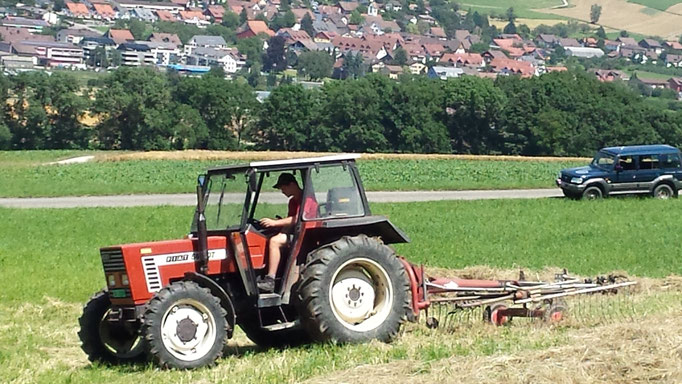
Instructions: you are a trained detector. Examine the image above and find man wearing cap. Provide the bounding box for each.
[257,173,316,293]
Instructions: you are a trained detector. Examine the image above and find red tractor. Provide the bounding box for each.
[79,155,421,369]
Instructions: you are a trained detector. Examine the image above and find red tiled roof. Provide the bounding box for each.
[107,29,134,45]
[239,20,275,37]
[276,28,311,42]
[422,43,444,55]
[206,5,225,19]
[92,3,115,18]
[440,52,483,65]
[149,32,181,46]
[429,27,446,38]
[65,2,90,17]
[333,36,386,56]
[179,10,205,20]
[490,57,534,77]
[546,66,567,72]
[156,10,177,22]
[291,8,313,21]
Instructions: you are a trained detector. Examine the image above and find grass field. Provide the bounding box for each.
[1,200,681,383]
[628,0,682,11]
[459,0,566,19]
[545,0,682,39]
[0,151,586,197]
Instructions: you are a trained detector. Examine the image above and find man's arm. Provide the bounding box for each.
[259,216,294,228]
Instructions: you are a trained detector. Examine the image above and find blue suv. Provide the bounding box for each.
[556,145,682,199]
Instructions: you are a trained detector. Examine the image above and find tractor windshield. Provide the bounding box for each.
[191,172,248,232]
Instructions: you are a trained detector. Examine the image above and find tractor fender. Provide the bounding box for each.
[183,272,236,337]
[305,215,410,245]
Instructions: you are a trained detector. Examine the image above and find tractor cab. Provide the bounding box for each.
[193,154,408,306]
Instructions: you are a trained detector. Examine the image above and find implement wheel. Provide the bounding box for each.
[142,281,228,369]
[544,302,567,323]
[78,290,146,364]
[483,303,510,326]
[297,235,411,343]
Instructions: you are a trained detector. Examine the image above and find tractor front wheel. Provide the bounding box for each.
[297,235,411,343]
[78,290,146,364]
[142,281,228,369]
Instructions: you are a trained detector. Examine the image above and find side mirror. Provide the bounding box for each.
[614,164,623,172]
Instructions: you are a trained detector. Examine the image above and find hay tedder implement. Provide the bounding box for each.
[413,269,636,329]
[79,155,636,370]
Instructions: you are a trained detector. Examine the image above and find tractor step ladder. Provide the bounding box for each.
[257,293,282,308]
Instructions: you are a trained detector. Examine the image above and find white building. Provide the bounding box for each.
[186,47,244,73]
[565,47,604,59]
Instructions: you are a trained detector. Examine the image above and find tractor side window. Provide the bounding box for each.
[305,166,364,220]
[200,174,245,231]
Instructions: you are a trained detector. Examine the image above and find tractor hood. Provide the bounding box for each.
[101,237,233,305]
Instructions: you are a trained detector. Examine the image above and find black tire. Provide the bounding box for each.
[78,290,146,364]
[652,183,675,199]
[582,185,603,200]
[238,309,310,349]
[142,281,228,369]
[297,235,411,343]
[562,189,580,200]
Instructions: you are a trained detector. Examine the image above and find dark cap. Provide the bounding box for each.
[273,173,297,188]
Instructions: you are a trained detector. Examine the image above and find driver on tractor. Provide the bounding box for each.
[257,172,317,293]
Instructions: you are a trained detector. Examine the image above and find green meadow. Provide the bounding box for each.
[1,199,681,383]
[0,151,584,197]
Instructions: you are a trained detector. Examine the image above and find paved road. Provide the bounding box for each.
[0,189,563,208]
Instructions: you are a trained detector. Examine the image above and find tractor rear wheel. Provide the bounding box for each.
[78,290,146,364]
[142,281,228,369]
[297,235,411,343]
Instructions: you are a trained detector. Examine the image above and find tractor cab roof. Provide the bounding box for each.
[206,154,361,175]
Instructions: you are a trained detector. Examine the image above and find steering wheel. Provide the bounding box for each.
[247,218,264,231]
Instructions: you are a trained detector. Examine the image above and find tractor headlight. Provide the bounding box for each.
[121,274,129,286]
[570,177,583,184]
[107,274,116,287]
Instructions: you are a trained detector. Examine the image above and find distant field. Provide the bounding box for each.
[545,0,682,39]
[459,0,565,19]
[628,0,682,11]
[1,200,681,383]
[0,151,587,197]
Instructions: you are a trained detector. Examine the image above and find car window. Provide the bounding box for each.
[638,154,659,170]
[619,156,636,171]
[660,153,682,169]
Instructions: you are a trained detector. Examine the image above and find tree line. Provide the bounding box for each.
[1,67,682,156]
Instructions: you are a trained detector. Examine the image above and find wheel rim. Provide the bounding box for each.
[329,258,393,332]
[656,187,671,199]
[160,298,217,362]
[98,310,144,358]
[585,189,601,199]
